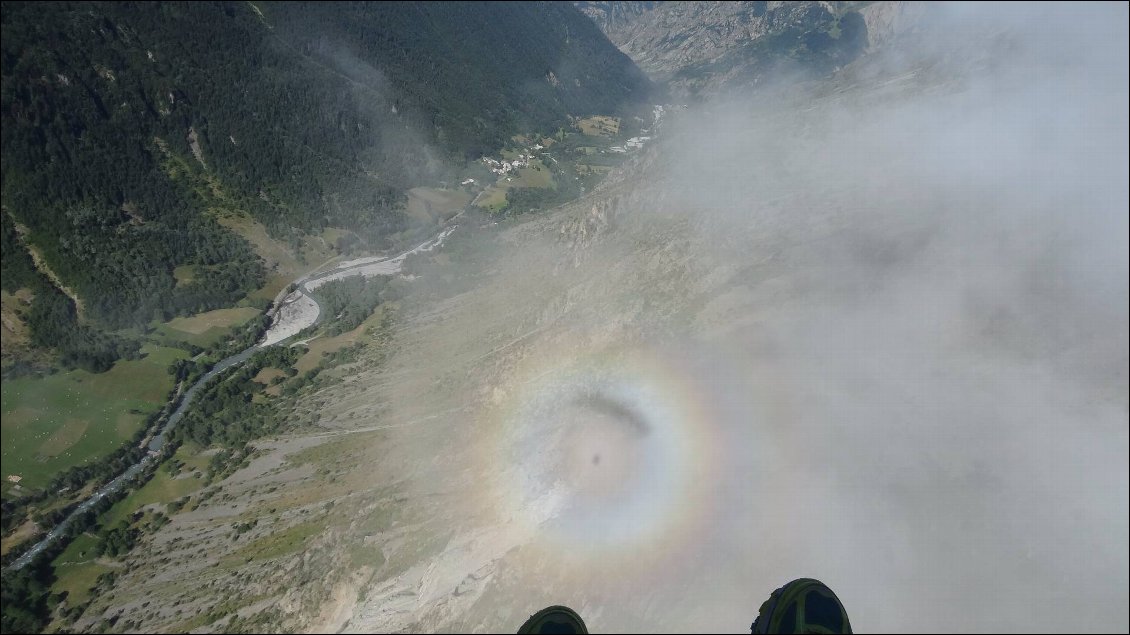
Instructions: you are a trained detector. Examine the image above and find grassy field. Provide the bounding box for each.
[0,519,39,556]
[1,344,187,491]
[220,215,353,306]
[252,367,288,385]
[293,306,387,374]
[576,115,621,136]
[53,532,101,566]
[159,306,261,348]
[222,520,323,566]
[321,227,353,250]
[575,163,614,176]
[516,162,553,188]
[294,335,352,375]
[53,560,112,606]
[166,307,260,335]
[406,187,470,224]
[50,532,109,605]
[172,265,197,287]
[255,367,289,397]
[477,160,555,211]
[217,215,341,282]
[477,186,507,210]
[100,464,205,528]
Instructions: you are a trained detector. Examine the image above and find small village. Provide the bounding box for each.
[479,147,542,176]
[458,105,670,212]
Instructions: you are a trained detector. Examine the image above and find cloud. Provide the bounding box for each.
[354,4,1127,632]
[612,3,1129,631]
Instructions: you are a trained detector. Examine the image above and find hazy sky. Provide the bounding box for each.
[514,3,1124,632]
[350,4,1127,632]
[632,4,1130,631]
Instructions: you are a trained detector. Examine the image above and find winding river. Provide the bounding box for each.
[8,226,457,571]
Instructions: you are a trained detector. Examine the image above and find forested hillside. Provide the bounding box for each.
[268,1,653,157]
[0,1,650,369]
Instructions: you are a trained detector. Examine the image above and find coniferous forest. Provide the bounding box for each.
[1,1,651,370]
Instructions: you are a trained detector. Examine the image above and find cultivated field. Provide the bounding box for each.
[576,115,620,136]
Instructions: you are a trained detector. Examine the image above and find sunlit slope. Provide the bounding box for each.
[72,5,1127,633]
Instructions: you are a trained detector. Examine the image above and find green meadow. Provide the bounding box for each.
[1,344,187,492]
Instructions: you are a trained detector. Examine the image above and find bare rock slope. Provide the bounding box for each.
[78,5,1127,633]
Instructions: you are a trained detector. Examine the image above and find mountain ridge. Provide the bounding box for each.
[576,1,926,97]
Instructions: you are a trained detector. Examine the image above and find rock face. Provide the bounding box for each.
[857,1,930,50]
[574,1,661,35]
[576,1,922,97]
[578,2,825,77]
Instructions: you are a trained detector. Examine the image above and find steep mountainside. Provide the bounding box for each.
[268,2,652,159]
[60,6,1129,628]
[576,1,925,97]
[2,3,1124,634]
[0,1,650,370]
[574,1,660,35]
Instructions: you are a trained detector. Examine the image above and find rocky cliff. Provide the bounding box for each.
[577,1,927,97]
